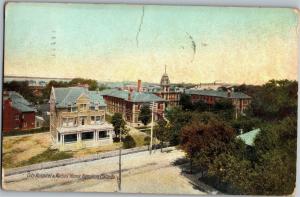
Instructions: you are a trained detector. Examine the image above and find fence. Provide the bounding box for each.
[4,145,175,177]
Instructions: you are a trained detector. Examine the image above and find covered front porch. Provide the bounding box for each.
[56,123,114,150]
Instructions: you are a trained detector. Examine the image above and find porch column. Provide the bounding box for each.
[78,132,81,141]
[61,134,64,146]
[110,129,113,141]
[94,130,98,142]
[56,133,59,144]
[77,132,81,142]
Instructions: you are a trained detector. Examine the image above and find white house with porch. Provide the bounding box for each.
[50,86,114,150]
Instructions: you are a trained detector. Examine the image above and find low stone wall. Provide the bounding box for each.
[4,146,175,177]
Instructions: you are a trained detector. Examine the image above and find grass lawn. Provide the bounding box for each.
[3,132,52,169]
[73,142,121,158]
[2,125,159,169]
[2,132,122,169]
[19,149,73,167]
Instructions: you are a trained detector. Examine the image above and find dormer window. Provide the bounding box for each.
[80,104,87,111]
[68,105,72,112]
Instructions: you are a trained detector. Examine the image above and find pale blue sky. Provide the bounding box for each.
[4,3,299,84]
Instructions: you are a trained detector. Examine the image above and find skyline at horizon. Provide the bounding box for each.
[4,3,299,85]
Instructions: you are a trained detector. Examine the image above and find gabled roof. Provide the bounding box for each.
[6,91,36,112]
[185,89,251,99]
[99,89,165,103]
[52,87,106,108]
[237,128,261,146]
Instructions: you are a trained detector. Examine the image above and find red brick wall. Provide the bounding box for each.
[2,99,35,132]
[20,112,35,130]
[3,99,21,132]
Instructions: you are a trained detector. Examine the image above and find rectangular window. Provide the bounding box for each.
[80,116,86,125]
[62,118,74,127]
[15,115,19,120]
[91,116,95,124]
[96,116,102,124]
[82,132,94,140]
[64,134,77,143]
[80,104,87,111]
[23,122,27,128]
[74,118,77,126]
[99,131,109,139]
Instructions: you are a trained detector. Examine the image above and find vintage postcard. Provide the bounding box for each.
[1,2,299,196]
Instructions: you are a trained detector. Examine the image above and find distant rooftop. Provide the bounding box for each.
[185,89,251,99]
[4,91,36,112]
[237,128,261,146]
[52,87,106,108]
[99,89,165,103]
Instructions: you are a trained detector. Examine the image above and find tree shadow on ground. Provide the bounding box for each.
[171,157,221,195]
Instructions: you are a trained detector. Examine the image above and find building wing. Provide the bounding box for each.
[185,89,251,99]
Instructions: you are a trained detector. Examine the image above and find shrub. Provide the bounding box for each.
[144,136,151,146]
[122,135,136,149]
[19,148,73,167]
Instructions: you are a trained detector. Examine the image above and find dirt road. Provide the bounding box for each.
[3,149,206,195]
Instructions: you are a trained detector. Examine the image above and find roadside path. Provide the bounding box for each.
[3,149,207,195]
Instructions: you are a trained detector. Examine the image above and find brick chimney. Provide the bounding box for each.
[137,79,142,92]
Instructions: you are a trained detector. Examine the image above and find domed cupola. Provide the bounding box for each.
[160,73,170,86]
[160,65,170,92]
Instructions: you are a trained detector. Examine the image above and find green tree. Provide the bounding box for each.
[42,80,69,100]
[193,100,209,112]
[180,115,235,174]
[138,104,151,126]
[123,135,136,149]
[249,80,297,120]
[68,78,98,90]
[3,81,40,104]
[213,98,235,120]
[179,93,193,111]
[165,107,194,145]
[111,113,128,139]
[231,116,261,134]
[208,116,297,195]
[144,136,151,150]
[154,119,171,152]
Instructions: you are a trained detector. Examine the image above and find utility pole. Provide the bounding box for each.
[118,132,122,191]
[150,101,154,154]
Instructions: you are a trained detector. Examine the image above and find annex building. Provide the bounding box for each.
[50,87,114,150]
[3,91,36,132]
[185,89,251,114]
[100,88,165,127]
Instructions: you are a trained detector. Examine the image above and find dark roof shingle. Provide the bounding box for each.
[6,91,36,112]
[99,89,165,103]
[185,89,251,99]
[53,87,106,108]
